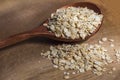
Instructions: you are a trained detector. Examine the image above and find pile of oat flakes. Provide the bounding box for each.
[41,6,119,79]
[43,7,103,39]
[41,37,120,79]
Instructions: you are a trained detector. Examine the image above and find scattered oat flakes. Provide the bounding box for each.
[110,44,114,47]
[102,37,107,42]
[112,67,116,71]
[98,40,103,44]
[109,39,114,42]
[64,75,70,79]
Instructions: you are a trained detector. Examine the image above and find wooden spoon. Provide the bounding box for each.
[0,2,103,49]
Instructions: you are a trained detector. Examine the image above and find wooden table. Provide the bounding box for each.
[0,0,120,80]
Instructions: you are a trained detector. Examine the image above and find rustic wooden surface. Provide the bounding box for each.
[0,0,120,80]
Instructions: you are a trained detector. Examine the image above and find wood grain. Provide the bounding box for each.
[0,0,120,80]
[0,25,52,49]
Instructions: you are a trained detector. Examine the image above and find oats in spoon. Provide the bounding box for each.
[44,7,103,39]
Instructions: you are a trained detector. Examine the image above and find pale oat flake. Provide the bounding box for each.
[112,67,116,71]
[102,37,107,42]
[109,39,114,42]
[64,75,70,79]
[110,43,114,47]
[98,40,103,44]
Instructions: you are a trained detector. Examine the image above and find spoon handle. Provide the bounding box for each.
[0,26,48,49]
[0,31,35,49]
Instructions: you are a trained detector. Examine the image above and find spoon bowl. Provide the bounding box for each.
[39,2,103,42]
[0,2,103,49]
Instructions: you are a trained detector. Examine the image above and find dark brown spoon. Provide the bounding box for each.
[0,2,103,49]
